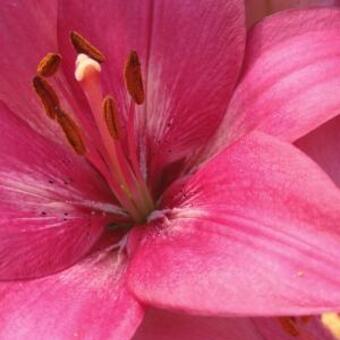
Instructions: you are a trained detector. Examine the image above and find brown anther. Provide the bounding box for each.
[37,53,61,77]
[124,51,144,105]
[278,317,299,337]
[56,110,86,155]
[70,31,105,63]
[103,96,120,139]
[32,76,60,119]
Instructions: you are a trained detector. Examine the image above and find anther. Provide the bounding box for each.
[32,76,60,119]
[278,317,299,337]
[37,53,61,77]
[56,110,86,155]
[70,31,105,63]
[124,51,144,105]
[103,96,120,139]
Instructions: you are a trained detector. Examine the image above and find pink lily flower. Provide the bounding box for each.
[1,0,340,339]
[246,0,340,26]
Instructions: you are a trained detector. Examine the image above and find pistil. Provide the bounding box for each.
[74,50,153,222]
[32,32,154,223]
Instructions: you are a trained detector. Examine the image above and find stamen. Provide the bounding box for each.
[278,317,299,337]
[74,47,154,222]
[70,31,105,63]
[103,96,120,139]
[124,51,144,104]
[56,110,86,155]
[32,76,60,119]
[37,53,61,77]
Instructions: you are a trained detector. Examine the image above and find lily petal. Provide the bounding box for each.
[246,0,340,27]
[128,132,340,315]
[133,308,263,340]
[295,114,340,187]
[134,309,333,340]
[254,315,334,339]
[0,0,58,136]
[58,0,246,194]
[0,0,112,181]
[0,102,118,280]
[0,244,144,340]
[223,8,340,147]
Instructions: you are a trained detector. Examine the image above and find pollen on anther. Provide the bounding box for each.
[103,96,120,139]
[124,51,145,105]
[70,31,105,63]
[32,76,60,119]
[37,53,61,77]
[56,110,86,155]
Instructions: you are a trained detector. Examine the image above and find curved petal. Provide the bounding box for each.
[58,0,246,194]
[0,0,112,181]
[295,114,340,187]
[0,0,58,135]
[253,316,334,340]
[246,0,340,27]
[128,132,340,316]
[254,315,334,339]
[133,308,263,340]
[222,8,340,148]
[0,245,144,340]
[0,102,119,280]
[134,311,333,340]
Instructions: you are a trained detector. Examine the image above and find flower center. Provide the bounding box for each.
[33,31,154,223]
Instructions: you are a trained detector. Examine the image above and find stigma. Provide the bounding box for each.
[75,53,101,82]
[32,31,154,223]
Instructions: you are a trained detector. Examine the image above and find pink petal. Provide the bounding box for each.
[134,310,333,340]
[0,102,119,280]
[246,0,340,27]
[0,0,58,137]
[0,244,144,340]
[127,132,340,315]
[0,1,112,180]
[295,115,340,187]
[223,8,340,147]
[133,308,264,340]
[254,315,334,339]
[58,0,246,194]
